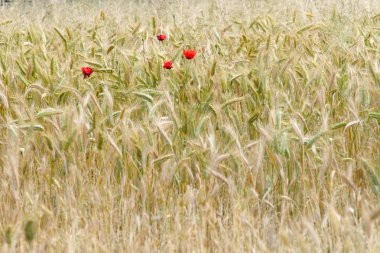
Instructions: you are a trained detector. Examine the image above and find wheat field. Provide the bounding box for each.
[1,0,380,252]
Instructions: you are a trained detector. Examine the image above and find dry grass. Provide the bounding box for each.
[1,0,380,252]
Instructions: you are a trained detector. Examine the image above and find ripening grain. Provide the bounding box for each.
[1,0,380,252]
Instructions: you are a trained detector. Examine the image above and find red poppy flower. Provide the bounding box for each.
[163,61,173,69]
[157,34,166,41]
[81,67,93,79]
[183,49,196,60]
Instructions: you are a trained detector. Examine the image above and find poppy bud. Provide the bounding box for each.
[163,61,173,69]
[156,34,166,41]
[81,67,93,79]
[183,49,196,60]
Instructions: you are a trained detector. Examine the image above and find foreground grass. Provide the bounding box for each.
[1,0,380,251]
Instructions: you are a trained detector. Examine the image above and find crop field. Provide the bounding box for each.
[1,0,380,252]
